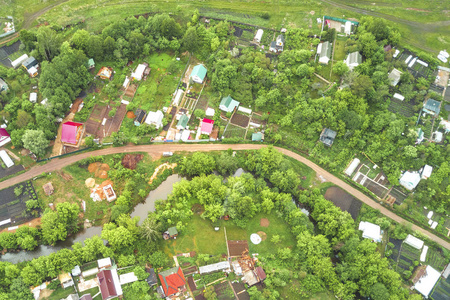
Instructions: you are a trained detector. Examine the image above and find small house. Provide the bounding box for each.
[176,114,189,130]
[29,92,37,103]
[158,266,186,297]
[11,54,28,69]
[358,221,382,242]
[146,268,157,287]
[87,58,95,69]
[190,64,207,84]
[423,99,441,116]
[0,150,13,168]
[344,51,362,70]
[163,226,178,240]
[97,269,122,300]
[131,64,146,81]
[22,56,39,76]
[252,132,264,142]
[276,35,285,52]
[42,182,54,196]
[145,110,164,129]
[58,272,74,289]
[200,118,214,135]
[413,265,441,298]
[0,78,8,92]
[0,129,11,147]
[318,41,332,65]
[319,128,337,146]
[180,129,190,142]
[254,29,263,43]
[388,68,402,86]
[134,109,146,126]
[421,165,433,179]
[61,122,84,145]
[97,67,113,80]
[219,95,240,113]
[399,171,421,191]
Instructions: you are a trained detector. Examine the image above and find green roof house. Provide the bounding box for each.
[190,64,207,84]
[252,132,264,142]
[176,114,189,130]
[163,226,178,240]
[219,95,240,113]
[87,58,95,69]
[423,99,441,116]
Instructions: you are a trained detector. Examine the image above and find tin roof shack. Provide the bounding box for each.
[103,184,117,201]
[158,266,186,297]
[58,272,75,289]
[22,56,39,77]
[97,269,122,300]
[399,171,421,191]
[97,67,113,80]
[176,114,189,130]
[134,109,146,126]
[252,132,264,142]
[190,64,207,84]
[319,128,337,146]
[87,58,95,69]
[146,268,158,287]
[163,226,178,240]
[42,182,54,196]
[0,129,11,147]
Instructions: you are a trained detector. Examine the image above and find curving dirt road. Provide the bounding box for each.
[0,143,449,250]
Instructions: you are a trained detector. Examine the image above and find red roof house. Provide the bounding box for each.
[158,266,186,297]
[97,269,122,300]
[200,118,214,135]
[0,129,11,147]
[61,122,83,145]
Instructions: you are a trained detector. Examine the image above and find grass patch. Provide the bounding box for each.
[44,286,76,300]
[223,123,246,139]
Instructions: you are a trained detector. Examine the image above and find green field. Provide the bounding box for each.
[163,212,296,258]
[2,0,449,52]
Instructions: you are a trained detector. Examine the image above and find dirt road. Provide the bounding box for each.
[1,143,449,250]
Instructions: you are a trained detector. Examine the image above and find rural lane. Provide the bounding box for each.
[1,143,449,250]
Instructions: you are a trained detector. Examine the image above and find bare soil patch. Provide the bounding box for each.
[257,231,267,241]
[260,218,269,227]
[58,171,73,181]
[230,113,250,128]
[88,162,110,178]
[227,240,249,257]
[126,111,136,119]
[121,154,143,170]
[324,186,361,220]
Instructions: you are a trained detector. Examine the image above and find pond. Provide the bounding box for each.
[131,174,183,225]
[1,174,183,263]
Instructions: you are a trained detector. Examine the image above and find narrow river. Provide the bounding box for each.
[0,174,182,263]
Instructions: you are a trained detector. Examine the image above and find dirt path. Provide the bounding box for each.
[0,143,449,250]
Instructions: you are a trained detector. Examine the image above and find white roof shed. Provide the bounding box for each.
[421,165,433,179]
[0,150,14,168]
[399,171,421,191]
[199,261,230,274]
[119,272,138,285]
[254,29,263,43]
[97,257,112,269]
[145,110,164,129]
[173,89,183,106]
[420,246,428,262]
[404,234,424,250]
[358,221,382,242]
[11,54,28,69]
[344,158,360,176]
[29,92,37,103]
[132,64,146,81]
[414,265,440,298]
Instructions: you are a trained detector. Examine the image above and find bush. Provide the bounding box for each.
[47,280,60,290]
[14,185,23,197]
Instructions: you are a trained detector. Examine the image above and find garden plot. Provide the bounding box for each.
[388,98,416,117]
[348,158,391,199]
[223,123,246,139]
[395,243,420,272]
[389,188,408,205]
[323,186,361,220]
[230,113,250,128]
[425,248,447,271]
[430,276,450,300]
[0,181,38,229]
[0,163,24,180]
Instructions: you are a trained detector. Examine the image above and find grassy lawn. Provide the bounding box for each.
[44,286,76,300]
[223,123,246,139]
[333,38,347,61]
[163,212,296,258]
[132,52,187,111]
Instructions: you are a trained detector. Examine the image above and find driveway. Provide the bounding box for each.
[0,143,448,250]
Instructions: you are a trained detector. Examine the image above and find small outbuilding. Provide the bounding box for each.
[87,58,95,69]
[252,132,264,142]
[344,51,362,70]
[172,89,184,106]
[200,118,214,135]
[176,114,189,130]
[61,122,84,145]
[97,67,113,80]
[42,182,54,196]
[146,268,157,287]
[399,171,421,191]
[319,128,337,147]
[318,41,332,65]
[0,150,13,168]
[276,35,285,52]
[131,64,146,81]
[29,92,37,103]
[58,272,74,289]
[134,109,146,126]
[0,129,11,147]
[421,165,433,179]
[22,56,39,76]
[199,261,230,274]
[393,93,405,101]
[205,107,215,117]
[145,110,164,129]
[163,226,178,240]
[388,68,402,86]
[119,272,138,285]
[11,54,28,69]
[254,29,263,43]
[0,78,8,92]
[97,257,113,269]
[358,221,382,242]
[219,95,239,113]
[423,99,441,116]
[190,64,207,84]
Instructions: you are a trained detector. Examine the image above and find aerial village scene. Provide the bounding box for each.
[0,1,449,300]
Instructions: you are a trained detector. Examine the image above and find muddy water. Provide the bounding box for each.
[131,174,183,225]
